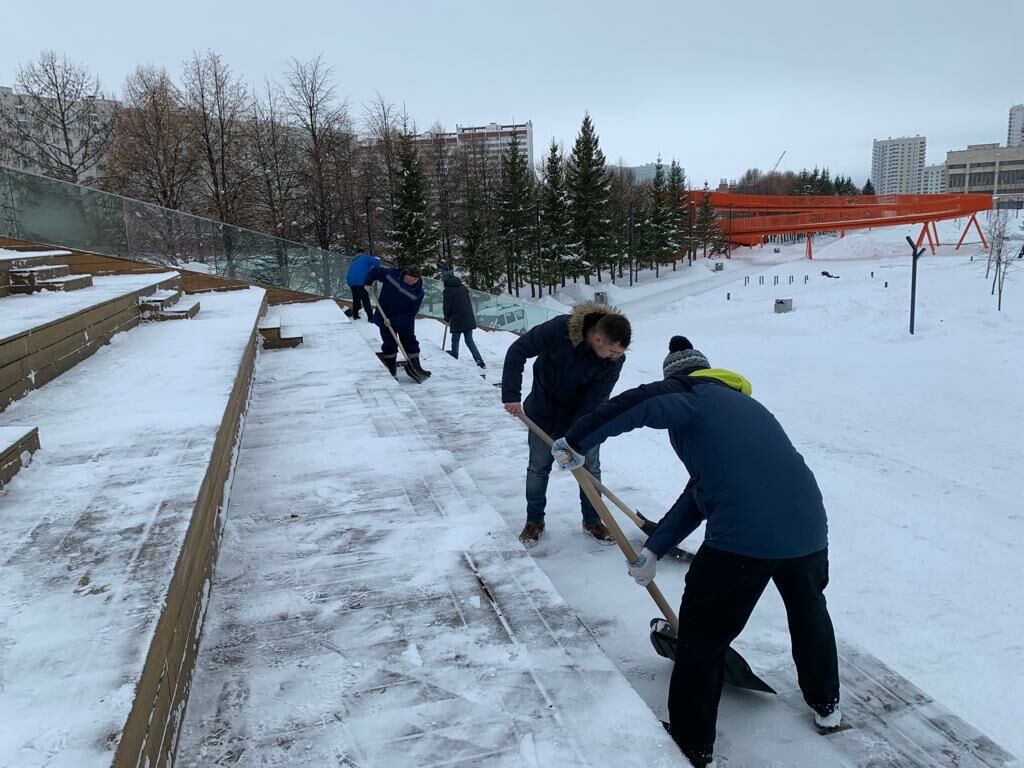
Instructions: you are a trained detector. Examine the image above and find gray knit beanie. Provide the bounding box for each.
[662,335,710,378]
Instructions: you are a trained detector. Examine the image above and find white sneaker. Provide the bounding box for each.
[814,707,843,731]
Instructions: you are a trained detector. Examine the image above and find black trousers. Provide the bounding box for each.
[668,545,840,758]
[349,285,372,318]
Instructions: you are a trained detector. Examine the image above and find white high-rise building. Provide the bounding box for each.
[1008,104,1024,148]
[871,136,927,194]
[922,164,946,194]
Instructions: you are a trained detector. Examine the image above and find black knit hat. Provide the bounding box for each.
[662,336,710,378]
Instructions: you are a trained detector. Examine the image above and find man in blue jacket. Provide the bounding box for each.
[502,302,631,547]
[344,250,380,321]
[364,264,429,379]
[552,336,841,768]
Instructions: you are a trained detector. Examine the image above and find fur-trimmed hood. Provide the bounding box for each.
[567,302,625,347]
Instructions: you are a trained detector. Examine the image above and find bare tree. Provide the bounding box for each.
[104,65,197,209]
[282,55,348,294]
[0,50,116,184]
[422,121,460,265]
[183,51,255,226]
[248,80,305,285]
[362,92,403,254]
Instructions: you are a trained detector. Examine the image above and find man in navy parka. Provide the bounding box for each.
[553,335,842,768]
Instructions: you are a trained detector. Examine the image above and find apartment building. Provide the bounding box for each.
[946,143,1024,204]
[1008,104,1024,148]
[871,136,927,194]
[0,85,118,183]
[922,164,947,194]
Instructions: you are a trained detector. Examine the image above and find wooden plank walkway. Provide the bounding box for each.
[178,302,683,768]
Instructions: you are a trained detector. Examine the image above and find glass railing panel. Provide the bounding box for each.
[0,164,563,330]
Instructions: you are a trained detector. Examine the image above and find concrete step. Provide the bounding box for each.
[0,426,40,489]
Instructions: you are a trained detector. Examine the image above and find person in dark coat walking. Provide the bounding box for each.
[364,264,430,379]
[551,335,841,768]
[442,270,485,368]
[501,302,631,547]
[345,251,380,321]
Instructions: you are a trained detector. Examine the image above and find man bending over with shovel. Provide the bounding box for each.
[551,335,841,768]
[364,264,430,380]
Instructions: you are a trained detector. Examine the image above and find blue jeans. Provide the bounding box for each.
[525,429,602,524]
[451,329,483,363]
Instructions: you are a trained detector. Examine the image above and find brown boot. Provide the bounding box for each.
[518,521,545,548]
[582,520,615,545]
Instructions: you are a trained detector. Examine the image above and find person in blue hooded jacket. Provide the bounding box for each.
[363,264,429,379]
[551,336,841,768]
[344,250,380,321]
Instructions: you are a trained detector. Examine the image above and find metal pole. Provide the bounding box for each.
[365,195,375,256]
[536,198,542,295]
[628,201,634,287]
[906,235,925,335]
[688,200,696,266]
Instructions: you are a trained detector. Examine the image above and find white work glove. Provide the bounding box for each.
[551,437,585,470]
[627,547,658,586]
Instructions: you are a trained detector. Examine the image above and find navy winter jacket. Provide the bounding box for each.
[501,303,626,435]
[564,369,828,560]
[442,274,477,333]
[346,253,380,287]
[364,266,424,331]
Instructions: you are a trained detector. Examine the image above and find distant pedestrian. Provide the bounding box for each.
[442,268,485,369]
[345,250,380,321]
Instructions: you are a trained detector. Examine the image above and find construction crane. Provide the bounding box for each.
[771,150,786,173]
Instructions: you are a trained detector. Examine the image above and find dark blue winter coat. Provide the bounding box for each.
[346,253,380,287]
[442,274,477,333]
[364,266,424,332]
[564,369,828,560]
[502,303,626,435]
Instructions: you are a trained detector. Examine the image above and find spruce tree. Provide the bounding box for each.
[540,140,569,291]
[862,179,876,195]
[497,132,535,296]
[389,131,437,270]
[647,156,674,275]
[695,181,723,258]
[566,113,611,283]
[460,179,502,293]
[666,160,688,267]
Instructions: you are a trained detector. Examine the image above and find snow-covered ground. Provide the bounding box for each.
[3,216,1021,766]
[405,219,1023,760]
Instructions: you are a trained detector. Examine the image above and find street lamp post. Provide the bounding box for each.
[365,195,375,256]
[628,201,635,287]
[688,200,696,266]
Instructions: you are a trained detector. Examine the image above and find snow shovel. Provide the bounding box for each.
[369,288,428,384]
[515,411,775,695]
[441,322,448,351]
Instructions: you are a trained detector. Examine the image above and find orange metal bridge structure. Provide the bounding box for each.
[685,192,993,259]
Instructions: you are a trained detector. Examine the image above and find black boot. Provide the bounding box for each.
[408,355,431,378]
[381,354,398,376]
[446,350,457,359]
[344,308,352,317]
[476,359,486,369]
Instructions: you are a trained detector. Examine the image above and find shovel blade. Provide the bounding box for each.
[402,362,426,383]
[649,619,776,695]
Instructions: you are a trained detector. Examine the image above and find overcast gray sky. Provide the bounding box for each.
[3,0,1021,186]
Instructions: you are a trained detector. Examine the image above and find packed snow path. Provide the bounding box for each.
[178,301,681,768]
